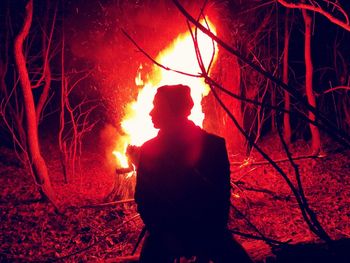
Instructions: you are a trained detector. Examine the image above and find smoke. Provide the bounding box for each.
[97,123,121,170]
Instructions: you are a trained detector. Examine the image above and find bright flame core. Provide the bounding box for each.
[114,19,218,169]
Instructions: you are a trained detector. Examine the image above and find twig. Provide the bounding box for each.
[81,199,135,209]
[233,184,290,201]
[230,229,290,245]
[234,154,325,166]
[317,85,350,95]
[231,154,324,166]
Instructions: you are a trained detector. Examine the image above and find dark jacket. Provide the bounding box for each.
[135,120,231,238]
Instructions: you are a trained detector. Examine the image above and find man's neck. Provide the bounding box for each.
[159,118,193,134]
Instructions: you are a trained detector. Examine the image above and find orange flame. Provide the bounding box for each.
[114,18,218,169]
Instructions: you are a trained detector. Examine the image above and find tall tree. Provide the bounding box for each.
[13,0,58,208]
[277,0,350,150]
[302,7,321,153]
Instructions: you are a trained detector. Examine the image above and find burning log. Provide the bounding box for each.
[115,145,140,175]
[106,145,140,201]
[126,145,141,167]
[115,166,134,175]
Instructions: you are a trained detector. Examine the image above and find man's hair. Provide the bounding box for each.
[155,84,194,117]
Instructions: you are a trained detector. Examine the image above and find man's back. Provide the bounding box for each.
[135,120,230,238]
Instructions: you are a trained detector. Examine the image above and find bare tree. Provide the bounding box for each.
[58,71,98,183]
[302,6,321,153]
[57,8,99,183]
[13,0,58,208]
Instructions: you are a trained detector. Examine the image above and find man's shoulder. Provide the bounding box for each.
[140,136,158,151]
[202,130,226,146]
[186,123,225,143]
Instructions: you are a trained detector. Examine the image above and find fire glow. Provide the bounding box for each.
[113,18,218,169]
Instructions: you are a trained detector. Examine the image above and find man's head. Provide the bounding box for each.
[150,84,194,129]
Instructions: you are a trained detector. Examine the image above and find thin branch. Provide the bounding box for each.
[172,0,350,148]
[317,85,350,95]
[67,69,94,94]
[277,0,350,31]
[231,154,325,166]
[325,0,350,24]
[80,199,135,209]
[230,229,291,245]
[122,29,201,78]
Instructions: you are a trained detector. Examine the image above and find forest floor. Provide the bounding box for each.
[0,132,349,262]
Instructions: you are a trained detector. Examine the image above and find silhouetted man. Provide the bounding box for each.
[135,84,253,263]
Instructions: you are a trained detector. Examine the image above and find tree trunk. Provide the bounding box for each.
[283,10,292,143]
[13,0,58,209]
[302,8,321,153]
